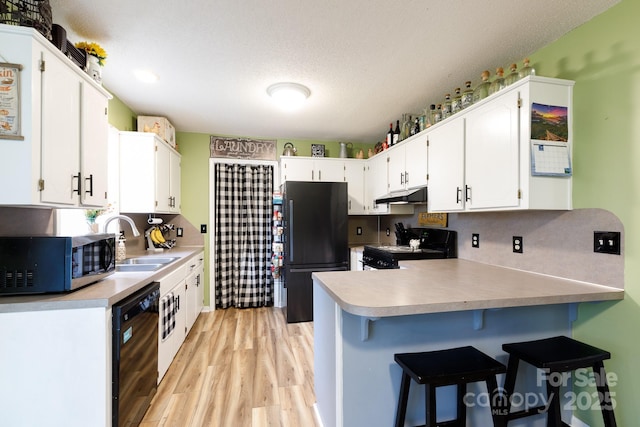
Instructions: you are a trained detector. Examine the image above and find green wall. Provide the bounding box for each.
[528,2,637,425]
[107,93,137,131]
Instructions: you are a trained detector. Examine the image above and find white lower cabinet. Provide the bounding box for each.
[157,252,205,383]
[185,252,205,334]
[157,264,187,382]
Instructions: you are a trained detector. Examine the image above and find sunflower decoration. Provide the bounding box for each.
[75,41,108,66]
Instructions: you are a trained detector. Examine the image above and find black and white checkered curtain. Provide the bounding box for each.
[214,163,274,308]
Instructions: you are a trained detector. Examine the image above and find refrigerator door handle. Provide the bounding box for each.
[290,266,349,273]
[289,200,294,263]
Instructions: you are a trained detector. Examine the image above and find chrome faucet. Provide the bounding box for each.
[102,215,141,237]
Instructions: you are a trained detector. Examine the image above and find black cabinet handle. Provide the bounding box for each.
[72,172,81,195]
[85,174,94,196]
[456,187,462,204]
[465,185,472,202]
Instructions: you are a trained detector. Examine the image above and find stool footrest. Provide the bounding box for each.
[506,406,547,420]
[413,420,460,427]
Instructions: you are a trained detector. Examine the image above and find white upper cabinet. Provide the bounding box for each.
[426,118,466,212]
[0,24,111,207]
[280,156,344,182]
[427,76,574,213]
[464,89,520,210]
[119,131,181,214]
[384,133,429,194]
[344,160,366,215]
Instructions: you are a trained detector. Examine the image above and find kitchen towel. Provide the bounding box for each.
[161,293,176,340]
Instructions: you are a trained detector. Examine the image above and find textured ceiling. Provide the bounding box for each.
[50,0,618,143]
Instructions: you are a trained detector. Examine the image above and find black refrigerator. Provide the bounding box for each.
[282,181,349,323]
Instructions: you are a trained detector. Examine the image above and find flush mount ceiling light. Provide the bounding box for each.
[267,82,311,111]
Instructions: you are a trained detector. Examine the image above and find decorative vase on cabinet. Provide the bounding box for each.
[86,55,102,85]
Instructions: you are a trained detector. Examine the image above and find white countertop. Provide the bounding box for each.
[312,259,624,317]
[0,246,204,313]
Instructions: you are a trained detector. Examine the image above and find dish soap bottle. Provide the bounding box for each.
[117,232,127,262]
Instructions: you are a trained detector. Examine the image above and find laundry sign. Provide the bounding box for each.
[210,136,277,161]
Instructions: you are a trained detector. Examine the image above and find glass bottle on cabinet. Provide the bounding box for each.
[489,67,505,95]
[472,70,491,103]
[461,81,474,109]
[451,87,463,114]
[519,58,536,78]
[442,94,452,119]
[504,63,520,86]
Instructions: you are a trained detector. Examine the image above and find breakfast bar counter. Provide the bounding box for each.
[314,259,623,318]
[311,260,624,427]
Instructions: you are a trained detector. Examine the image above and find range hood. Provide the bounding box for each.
[375,186,428,205]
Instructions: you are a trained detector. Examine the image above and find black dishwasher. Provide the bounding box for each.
[112,283,160,427]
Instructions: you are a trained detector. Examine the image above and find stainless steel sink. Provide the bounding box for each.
[118,257,178,265]
[115,263,164,272]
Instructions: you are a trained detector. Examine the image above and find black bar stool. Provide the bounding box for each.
[394,346,506,427]
[501,335,617,427]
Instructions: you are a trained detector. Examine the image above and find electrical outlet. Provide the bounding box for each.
[176,227,184,237]
[594,231,620,255]
[200,224,207,234]
[386,228,390,236]
[513,236,523,253]
[472,233,480,248]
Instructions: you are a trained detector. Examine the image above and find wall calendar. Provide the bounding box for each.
[529,103,571,177]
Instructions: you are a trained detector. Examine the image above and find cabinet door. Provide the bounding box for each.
[427,119,465,212]
[465,90,520,210]
[344,161,366,214]
[280,157,313,181]
[365,153,389,214]
[387,147,405,193]
[80,83,109,207]
[195,263,204,316]
[40,50,80,205]
[169,150,181,213]
[155,141,172,213]
[404,134,428,189]
[315,159,345,182]
[119,132,156,213]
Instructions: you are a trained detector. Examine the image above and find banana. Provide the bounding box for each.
[153,228,166,244]
[149,227,160,244]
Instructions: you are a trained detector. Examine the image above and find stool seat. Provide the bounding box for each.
[502,335,611,371]
[395,346,506,385]
[394,346,505,427]
[501,335,616,427]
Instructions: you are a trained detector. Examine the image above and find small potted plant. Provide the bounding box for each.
[75,41,107,84]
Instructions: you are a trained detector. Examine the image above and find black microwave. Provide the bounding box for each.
[0,234,116,295]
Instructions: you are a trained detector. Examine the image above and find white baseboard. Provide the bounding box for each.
[570,415,591,427]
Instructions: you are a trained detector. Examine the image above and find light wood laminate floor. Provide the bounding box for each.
[140,307,320,427]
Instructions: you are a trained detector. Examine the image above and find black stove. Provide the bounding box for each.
[363,228,457,269]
